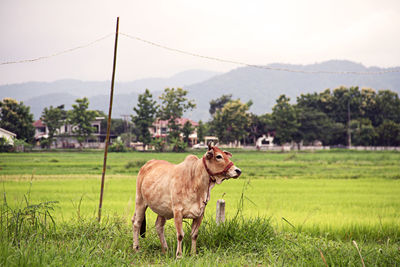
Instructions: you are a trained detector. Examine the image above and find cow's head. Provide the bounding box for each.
[203,143,241,184]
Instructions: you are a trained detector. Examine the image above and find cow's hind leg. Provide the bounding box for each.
[155,215,168,253]
[132,200,147,251]
[190,215,204,255]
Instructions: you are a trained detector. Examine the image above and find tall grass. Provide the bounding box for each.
[2,176,399,242]
[1,180,58,246]
[1,187,399,266]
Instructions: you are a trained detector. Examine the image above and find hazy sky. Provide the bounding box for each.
[1,0,399,85]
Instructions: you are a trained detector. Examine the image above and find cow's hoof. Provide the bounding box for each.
[133,245,139,252]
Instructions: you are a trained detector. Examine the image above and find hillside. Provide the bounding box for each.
[0,70,220,119]
[185,60,400,121]
[1,60,399,121]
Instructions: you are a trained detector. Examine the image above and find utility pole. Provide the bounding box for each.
[121,114,131,133]
[98,17,119,222]
[347,98,351,148]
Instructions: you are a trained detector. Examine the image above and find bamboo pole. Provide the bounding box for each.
[98,17,119,222]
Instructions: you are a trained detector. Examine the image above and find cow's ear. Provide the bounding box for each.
[223,150,232,158]
[206,149,214,159]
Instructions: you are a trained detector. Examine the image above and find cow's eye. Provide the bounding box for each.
[216,155,223,159]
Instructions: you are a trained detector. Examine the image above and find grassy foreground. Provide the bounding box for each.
[1,205,399,266]
[1,150,400,265]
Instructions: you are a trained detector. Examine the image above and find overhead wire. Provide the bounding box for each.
[120,32,400,75]
[1,31,399,75]
[0,33,114,65]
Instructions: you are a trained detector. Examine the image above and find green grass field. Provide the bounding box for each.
[1,150,400,266]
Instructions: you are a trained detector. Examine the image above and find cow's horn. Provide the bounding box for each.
[207,141,214,150]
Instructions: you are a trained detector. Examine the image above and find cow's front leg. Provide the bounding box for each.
[155,215,168,253]
[173,209,184,258]
[190,215,204,255]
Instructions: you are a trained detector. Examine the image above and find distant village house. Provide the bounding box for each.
[33,117,200,149]
[149,118,199,146]
[256,134,274,148]
[0,128,17,145]
[33,117,105,148]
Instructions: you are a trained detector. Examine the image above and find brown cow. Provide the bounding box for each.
[132,144,241,258]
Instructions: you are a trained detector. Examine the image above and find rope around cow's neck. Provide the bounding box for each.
[203,177,213,206]
[188,155,234,238]
[202,156,234,179]
[202,156,234,206]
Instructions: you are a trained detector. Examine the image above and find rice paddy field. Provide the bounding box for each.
[1,149,399,266]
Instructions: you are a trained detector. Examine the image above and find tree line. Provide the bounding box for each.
[277,87,400,146]
[205,86,400,147]
[0,88,196,151]
[0,97,100,150]
[1,86,400,151]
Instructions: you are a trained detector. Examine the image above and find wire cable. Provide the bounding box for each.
[120,32,400,75]
[1,31,399,75]
[0,33,113,66]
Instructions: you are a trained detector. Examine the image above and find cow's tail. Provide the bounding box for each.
[140,213,146,238]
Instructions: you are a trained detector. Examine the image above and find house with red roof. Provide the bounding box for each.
[150,118,199,146]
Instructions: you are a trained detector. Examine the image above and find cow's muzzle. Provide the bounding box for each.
[233,168,242,178]
[235,168,242,178]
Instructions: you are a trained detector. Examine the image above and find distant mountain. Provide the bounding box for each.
[0,69,220,119]
[0,69,220,101]
[1,61,399,121]
[24,93,78,118]
[1,80,109,101]
[185,60,400,121]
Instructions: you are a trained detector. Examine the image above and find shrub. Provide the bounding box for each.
[150,138,166,152]
[0,137,12,152]
[125,160,147,169]
[108,137,128,152]
[170,137,187,152]
[40,138,51,149]
[13,138,33,152]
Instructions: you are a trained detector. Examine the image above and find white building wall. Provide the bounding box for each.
[0,128,16,145]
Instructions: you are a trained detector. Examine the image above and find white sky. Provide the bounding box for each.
[0,0,399,85]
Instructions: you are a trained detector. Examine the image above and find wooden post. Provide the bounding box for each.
[98,17,119,222]
[216,199,225,225]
